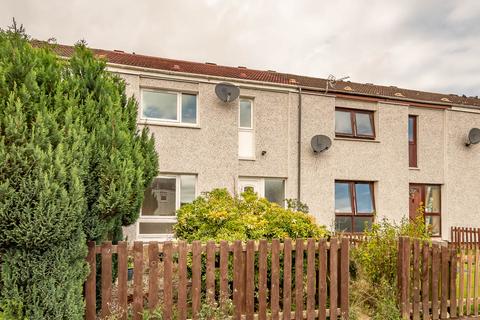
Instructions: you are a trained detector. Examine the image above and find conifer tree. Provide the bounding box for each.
[0,22,158,319]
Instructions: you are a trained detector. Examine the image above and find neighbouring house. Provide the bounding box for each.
[43,41,480,241]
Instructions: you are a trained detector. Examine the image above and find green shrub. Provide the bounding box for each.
[352,215,429,284]
[350,215,429,318]
[174,188,329,242]
[0,22,157,319]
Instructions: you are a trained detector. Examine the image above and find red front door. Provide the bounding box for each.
[409,184,422,219]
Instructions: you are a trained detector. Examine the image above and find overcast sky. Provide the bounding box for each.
[2,0,480,96]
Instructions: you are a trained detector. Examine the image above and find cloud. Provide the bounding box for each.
[2,0,479,96]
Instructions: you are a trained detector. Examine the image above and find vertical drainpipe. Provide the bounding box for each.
[297,86,302,201]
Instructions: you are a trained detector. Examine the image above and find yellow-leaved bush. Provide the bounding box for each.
[174,188,329,242]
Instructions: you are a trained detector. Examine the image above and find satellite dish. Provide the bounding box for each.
[466,128,480,146]
[311,135,332,153]
[215,82,240,103]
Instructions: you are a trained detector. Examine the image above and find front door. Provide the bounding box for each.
[409,184,422,219]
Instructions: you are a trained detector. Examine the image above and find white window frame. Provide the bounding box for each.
[137,174,197,241]
[238,98,255,160]
[140,88,199,126]
[238,177,286,207]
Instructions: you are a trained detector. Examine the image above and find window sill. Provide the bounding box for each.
[137,234,175,241]
[239,157,256,161]
[137,119,201,129]
[334,137,380,143]
[409,167,420,171]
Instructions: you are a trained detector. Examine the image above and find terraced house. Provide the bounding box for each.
[50,43,480,241]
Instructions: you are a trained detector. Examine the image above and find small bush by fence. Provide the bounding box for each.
[451,227,480,249]
[85,238,350,320]
[398,237,480,319]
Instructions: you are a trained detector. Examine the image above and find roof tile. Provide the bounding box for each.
[32,40,480,108]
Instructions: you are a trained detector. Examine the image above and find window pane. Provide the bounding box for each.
[239,130,254,158]
[181,94,197,123]
[265,178,285,206]
[355,113,374,136]
[425,185,440,213]
[335,111,353,134]
[142,177,176,216]
[425,215,440,236]
[240,100,252,128]
[335,217,352,232]
[142,91,177,120]
[180,175,196,206]
[139,222,175,235]
[355,183,374,214]
[354,217,373,232]
[408,116,415,142]
[335,182,352,213]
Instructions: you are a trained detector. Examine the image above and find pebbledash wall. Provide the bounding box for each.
[115,65,480,242]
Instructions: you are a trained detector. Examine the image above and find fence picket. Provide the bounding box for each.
[295,239,304,320]
[421,243,430,320]
[318,239,327,320]
[117,241,128,320]
[467,248,473,316]
[258,240,268,320]
[440,246,449,319]
[148,242,159,310]
[340,238,349,319]
[475,249,479,316]
[219,241,229,302]
[177,241,188,320]
[271,239,280,320]
[133,241,144,320]
[206,241,216,304]
[329,239,338,320]
[449,247,457,318]
[459,248,465,317]
[306,239,316,320]
[431,244,440,320]
[245,240,255,320]
[233,240,243,320]
[101,241,112,318]
[283,239,292,320]
[192,241,202,320]
[163,241,173,320]
[412,240,420,320]
[85,241,96,320]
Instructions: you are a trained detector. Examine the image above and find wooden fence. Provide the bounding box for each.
[398,237,480,319]
[85,238,350,320]
[451,227,480,249]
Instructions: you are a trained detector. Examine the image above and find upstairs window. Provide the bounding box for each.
[335,108,375,139]
[141,89,197,124]
[335,181,375,233]
[239,99,254,159]
[408,115,418,167]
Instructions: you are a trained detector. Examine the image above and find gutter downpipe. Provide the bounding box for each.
[297,86,302,201]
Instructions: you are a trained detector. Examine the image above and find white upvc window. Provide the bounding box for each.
[238,177,286,207]
[141,89,198,125]
[238,99,255,159]
[138,174,196,240]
